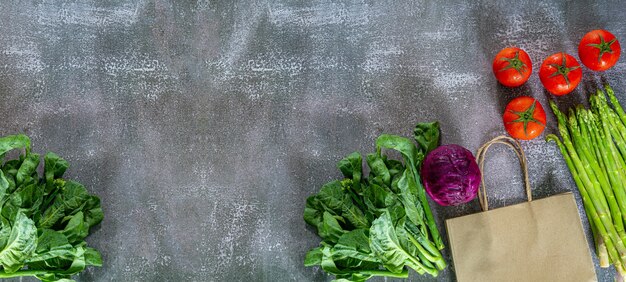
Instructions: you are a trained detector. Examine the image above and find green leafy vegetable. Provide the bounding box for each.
[0,212,37,273]
[303,123,446,281]
[0,135,104,281]
[413,122,440,155]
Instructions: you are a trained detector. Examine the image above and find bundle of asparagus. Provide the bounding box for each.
[547,84,626,276]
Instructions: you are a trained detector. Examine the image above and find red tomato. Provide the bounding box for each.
[492,47,532,87]
[579,29,621,71]
[503,96,546,140]
[539,52,582,96]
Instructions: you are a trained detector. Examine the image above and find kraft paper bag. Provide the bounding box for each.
[445,136,597,282]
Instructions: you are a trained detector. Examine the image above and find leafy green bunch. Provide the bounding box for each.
[304,123,446,281]
[0,135,103,281]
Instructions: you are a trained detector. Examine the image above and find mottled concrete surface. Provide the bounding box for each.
[0,1,624,281]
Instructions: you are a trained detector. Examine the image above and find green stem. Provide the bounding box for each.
[572,108,623,266]
[360,269,409,278]
[574,109,624,234]
[607,109,626,162]
[414,176,443,250]
[406,232,446,270]
[590,97,626,231]
[606,84,626,127]
[0,269,49,278]
[568,109,611,213]
[547,134,624,270]
[549,101,626,266]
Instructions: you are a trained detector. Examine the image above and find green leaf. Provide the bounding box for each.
[376,134,444,249]
[366,154,390,187]
[369,212,416,274]
[0,170,9,201]
[332,229,378,262]
[337,152,362,192]
[383,159,404,181]
[26,229,75,267]
[362,183,395,210]
[0,135,30,158]
[317,181,368,230]
[0,211,37,273]
[319,246,374,281]
[376,135,420,169]
[394,169,424,228]
[304,196,323,229]
[38,196,66,229]
[58,245,86,275]
[16,153,40,186]
[413,122,440,155]
[35,229,71,253]
[319,212,347,244]
[304,247,322,266]
[61,212,89,245]
[44,153,69,192]
[9,182,44,215]
[82,196,104,228]
[61,181,90,212]
[84,247,102,267]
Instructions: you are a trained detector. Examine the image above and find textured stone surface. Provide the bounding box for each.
[0,1,624,281]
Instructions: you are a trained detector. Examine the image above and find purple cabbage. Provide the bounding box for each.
[420,144,481,206]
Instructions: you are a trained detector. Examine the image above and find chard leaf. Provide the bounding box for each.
[0,170,9,201]
[26,229,75,266]
[366,154,390,187]
[0,211,37,273]
[62,212,89,245]
[58,245,86,275]
[317,181,368,230]
[337,152,362,191]
[10,183,44,215]
[84,247,102,267]
[319,212,347,244]
[44,152,69,181]
[44,152,69,192]
[61,181,90,212]
[369,212,416,274]
[376,134,443,249]
[303,196,323,229]
[332,229,378,262]
[0,135,30,158]
[304,247,322,266]
[319,246,373,281]
[384,159,404,180]
[395,169,424,228]
[16,153,40,186]
[82,196,104,228]
[38,196,66,229]
[376,135,420,171]
[362,183,395,210]
[413,122,440,156]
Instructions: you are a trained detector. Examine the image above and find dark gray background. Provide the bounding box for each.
[0,0,624,281]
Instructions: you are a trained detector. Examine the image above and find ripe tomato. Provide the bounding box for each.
[503,96,546,140]
[492,47,532,87]
[579,29,621,71]
[539,52,582,96]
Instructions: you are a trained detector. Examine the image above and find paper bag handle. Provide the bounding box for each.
[475,135,532,211]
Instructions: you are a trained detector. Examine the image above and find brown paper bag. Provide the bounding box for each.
[445,136,597,282]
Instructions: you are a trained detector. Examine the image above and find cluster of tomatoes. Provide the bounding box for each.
[493,29,621,140]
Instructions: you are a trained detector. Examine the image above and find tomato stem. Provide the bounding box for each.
[587,33,617,63]
[507,100,545,137]
[499,51,528,75]
[548,52,580,86]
